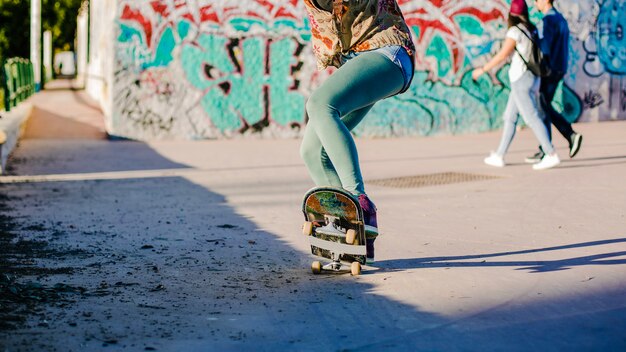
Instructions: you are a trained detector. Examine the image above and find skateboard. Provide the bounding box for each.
[301,187,366,275]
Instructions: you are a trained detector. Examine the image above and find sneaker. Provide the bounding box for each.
[358,194,378,236]
[569,133,583,158]
[484,152,505,167]
[525,149,544,164]
[365,239,375,264]
[358,194,378,263]
[532,153,560,170]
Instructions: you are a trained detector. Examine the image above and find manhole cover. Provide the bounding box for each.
[368,172,502,188]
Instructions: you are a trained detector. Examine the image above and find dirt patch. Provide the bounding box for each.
[0,195,87,331]
[0,177,311,350]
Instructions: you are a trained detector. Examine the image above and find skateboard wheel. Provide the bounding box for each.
[351,261,361,276]
[345,229,356,245]
[311,261,322,274]
[302,221,314,236]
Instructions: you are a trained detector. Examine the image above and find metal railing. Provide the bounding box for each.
[1,58,35,112]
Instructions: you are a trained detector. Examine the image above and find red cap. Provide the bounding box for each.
[510,0,529,16]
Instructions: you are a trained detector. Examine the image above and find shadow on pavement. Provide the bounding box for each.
[22,106,107,140]
[0,142,445,351]
[6,141,190,175]
[557,155,626,169]
[2,140,625,351]
[377,238,626,273]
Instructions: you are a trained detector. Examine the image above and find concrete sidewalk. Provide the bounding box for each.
[1,81,625,351]
[0,79,106,174]
[20,79,106,140]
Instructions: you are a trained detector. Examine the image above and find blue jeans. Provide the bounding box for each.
[496,71,555,156]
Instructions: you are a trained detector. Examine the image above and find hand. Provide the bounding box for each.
[472,68,484,81]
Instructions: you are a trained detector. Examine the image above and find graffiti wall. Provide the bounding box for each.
[106,0,625,140]
[560,0,626,121]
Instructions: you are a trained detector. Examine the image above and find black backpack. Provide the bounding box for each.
[514,25,552,78]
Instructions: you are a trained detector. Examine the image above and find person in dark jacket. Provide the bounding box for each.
[526,0,583,163]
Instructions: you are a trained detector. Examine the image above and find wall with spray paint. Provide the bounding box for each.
[560,0,626,121]
[102,0,625,140]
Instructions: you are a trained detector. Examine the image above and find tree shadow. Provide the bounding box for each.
[21,106,107,140]
[6,138,190,175]
[557,155,626,169]
[2,140,625,351]
[0,141,445,350]
[376,238,626,273]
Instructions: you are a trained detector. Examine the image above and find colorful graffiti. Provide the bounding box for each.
[114,0,311,138]
[398,0,509,82]
[110,0,623,140]
[356,0,513,136]
[577,0,626,78]
[563,0,626,120]
[596,0,626,75]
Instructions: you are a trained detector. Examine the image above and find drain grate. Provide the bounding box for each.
[368,172,502,188]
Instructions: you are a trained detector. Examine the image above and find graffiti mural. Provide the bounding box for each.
[398,0,509,83]
[352,0,514,137]
[596,0,626,75]
[114,0,311,139]
[564,0,626,120]
[109,0,623,140]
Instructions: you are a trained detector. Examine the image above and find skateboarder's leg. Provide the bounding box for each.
[300,124,342,188]
[300,105,374,189]
[303,51,404,263]
[303,51,404,195]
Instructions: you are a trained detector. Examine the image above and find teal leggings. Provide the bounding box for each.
[300,51,405,195]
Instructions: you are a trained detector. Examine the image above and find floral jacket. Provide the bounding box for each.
[302,0,416,70]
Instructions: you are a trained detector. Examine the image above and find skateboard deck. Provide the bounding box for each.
[302,187,366,275]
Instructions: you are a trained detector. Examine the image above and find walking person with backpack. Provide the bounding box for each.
[472,0,560,170]
[525,0,583,164]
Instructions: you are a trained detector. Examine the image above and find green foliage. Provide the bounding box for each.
[0,0,84,61]
[0,0,30,60]
[42,0,84,53]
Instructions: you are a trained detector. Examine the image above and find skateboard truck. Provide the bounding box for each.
[325,252,342,271]
[315,215,347,237]
[311,256,361,275]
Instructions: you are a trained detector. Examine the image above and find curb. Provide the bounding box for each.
[0,102,33,174]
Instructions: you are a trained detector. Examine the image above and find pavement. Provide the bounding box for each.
[0,102,32,174]
[1,79,625,351]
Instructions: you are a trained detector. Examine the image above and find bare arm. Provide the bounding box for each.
[472,37,517,80]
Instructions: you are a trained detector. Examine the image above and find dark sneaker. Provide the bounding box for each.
[357,194,378,236]
[358,194,378,263]
[569,132,583,158]
[366,239,375,264]
[524,149,544,164]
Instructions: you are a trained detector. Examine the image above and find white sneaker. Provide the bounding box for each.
[532,153,560,170]
[484,152,505,167]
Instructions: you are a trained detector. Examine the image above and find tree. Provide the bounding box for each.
[0,0,30,60]
[42,0,84,53]
[0,0,84,61]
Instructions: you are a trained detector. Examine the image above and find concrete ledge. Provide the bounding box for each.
[0,102,34,174]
